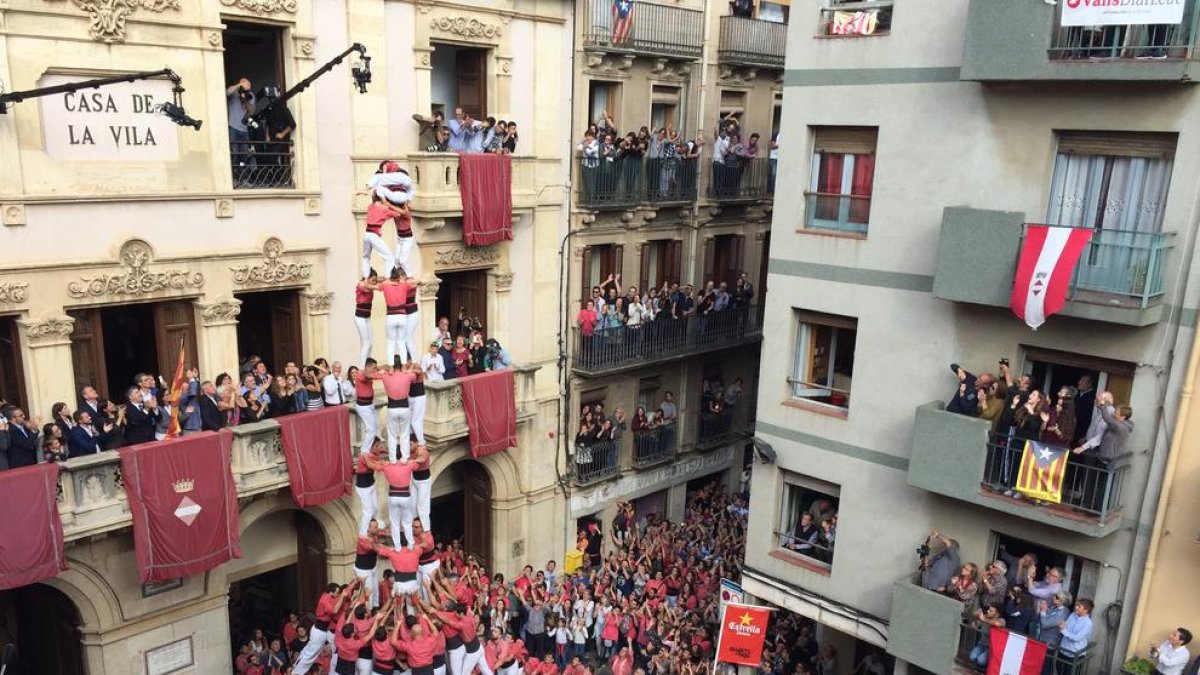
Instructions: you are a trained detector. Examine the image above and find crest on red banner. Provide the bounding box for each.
[1010,225,1093,330]
[715,603,772,667]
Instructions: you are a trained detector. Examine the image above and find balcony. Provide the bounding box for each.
[358,153,540,219]
[231,139,295,189]
[908,401,1127,538]
[708,157,772,202]
[961,0,1200,82]
[576,157,699,210]
[718,16,787,68]
[570,305,763,377]
[633,425,677,467]
[53,366,541,542]
[817,1,894,37]
[572,438,621,486]
[932,207,1174,326]
[582,0,704,60]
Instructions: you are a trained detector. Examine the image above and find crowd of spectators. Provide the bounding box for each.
[413,108,519,154]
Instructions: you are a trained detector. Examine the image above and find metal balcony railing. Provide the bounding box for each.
[708,156,772,201]
[1024,225,1174,309]
[577,156,699,209]
[957,622,1096,675]
[775,530,835,566]
[231,139,295,189]
[573,438,621,485]
[983,432,1129,522]
[818,0,894,37]
[1050,0,1200,61]
[804,191,872,234]
[718,16,788,68]
[632,425,677,467]
[571,304,763,376]
[697,407,738,448]
[582,0,704,59]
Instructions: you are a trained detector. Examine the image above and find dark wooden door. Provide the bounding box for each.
[68,309,108,402]
[270,292,303,369]
[153,300,198,381]
[294,512,327,615]
[3,585,85,675]
[456,49,487,118]
[440,270,489,336]
[461,462,492,572]
[0,317,27,411]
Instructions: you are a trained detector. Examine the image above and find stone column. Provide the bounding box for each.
[487,270,513,347]
[193,298,242,380]
[17,316,77,424]
[300,290,333,364]
[494,54,513,118]
[417,275,442,351]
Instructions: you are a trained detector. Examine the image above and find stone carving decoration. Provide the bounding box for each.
[67,239,204,299]
[198,299,242,326]
[22,317,75,345]
[585,53,635,78]
[0,282,29,304]
[304,291,334,315]
[492,272,514,290]
[56,0,182,43]
[717,65,758,87]
[2,204,25,226]
[448,385,463,411]
[434,245,500,267]
[219,0,296,14]
[230,237,313,287]
[429,16,502,40]
[418,276,442,301]
[245,433,283,468]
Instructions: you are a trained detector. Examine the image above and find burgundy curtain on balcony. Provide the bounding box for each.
[459,153,514,247]
[0,463,67,591]
[119,431,241,583]
[460,370,518,459]
[277,405,353,507]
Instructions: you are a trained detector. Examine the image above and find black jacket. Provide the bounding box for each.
[123,402,161,445]
[199,394,227,431]
[6,425,39,467]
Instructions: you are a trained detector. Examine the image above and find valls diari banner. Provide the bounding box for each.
[715,603,772,667]
[1061,0,1185,27]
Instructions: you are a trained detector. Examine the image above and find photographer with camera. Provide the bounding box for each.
[226,77,257,186]
[484,338,511,371]
[919,530,961,594]
[254,85,295,187]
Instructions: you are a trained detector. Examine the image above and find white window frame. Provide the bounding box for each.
[790,314,855,408]
[808,151,863,230]
[777,472,841,566]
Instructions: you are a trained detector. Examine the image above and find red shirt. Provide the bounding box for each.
[357,536,375,555]
[245,666,264,675]
[373,636,397,664]
[315,593,338,623]
[381,545,421,574]
[380,371,415,400]
[381,281,409,308]
[282,620,299,645]
[354,372,376,402]
[379,577,393,600]
[366,202,392,231]
[394,210,413,236]
[577,309,597,336]
[336,631,370,662]
[382,462,414,490]
[401,632,439,667]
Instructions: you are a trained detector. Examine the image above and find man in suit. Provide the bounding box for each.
[78,385,108,424]
[199,380,227,431]
[0,415,10,470]
[4,407,41,468]
[178,369,202,434]
[67,409,111,457]
[123,387,162,445]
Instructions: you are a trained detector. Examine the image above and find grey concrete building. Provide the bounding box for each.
[746,1,1200,673]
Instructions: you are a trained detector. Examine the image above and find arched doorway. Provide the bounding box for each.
[227,510,327,655]
[0,584,85,675]
[430,460,493,571]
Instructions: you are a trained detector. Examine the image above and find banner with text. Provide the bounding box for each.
[1061,0,1185,26]
[715,603,772,667]
[39,74,180,161]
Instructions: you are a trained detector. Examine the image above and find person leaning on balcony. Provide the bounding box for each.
[1028,567,1064,603]
[412,109,445,149]
[1149,628,1193,675]
[946,363,981,416]
[1037,591,1073,649]
[1072,391,1114,457]
[968,605,1006,668]
[659,391,677,426]
[980,560,1008,608]
[946,563,980,604]
[977,380,1004,431]
[1042,392,1077,447]
[1057,599,1095,663]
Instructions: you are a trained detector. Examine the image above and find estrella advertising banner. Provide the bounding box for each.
[715,603,772,667]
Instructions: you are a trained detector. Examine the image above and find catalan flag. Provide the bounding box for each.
[165,339,187,438]
[1015,440,1069,503]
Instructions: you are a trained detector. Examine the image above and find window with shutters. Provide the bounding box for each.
[805,126,878,235]
[790,310,856,413]
[650,86,681,132]
[704,234,745,286]
[639,239,683,293]
[579,243,624,301]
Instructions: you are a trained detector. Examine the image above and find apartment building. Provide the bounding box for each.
[0,0,568,670]
[563,0,783,534]
[747,1,1200,673]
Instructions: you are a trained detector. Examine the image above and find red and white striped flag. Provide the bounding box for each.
[987,628,1048,675]
[1010,225,1092,330]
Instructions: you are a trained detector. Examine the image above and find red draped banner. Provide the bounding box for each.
[277,405,353,507]
[120,432,241,583]
[460,370,518,459]
[459,153,513,247]
[0,463,67,590]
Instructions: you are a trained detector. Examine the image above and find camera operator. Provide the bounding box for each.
[226,77,257,186]
[256,85,295,187]
[484,338,512,371]
[919,530,960,594]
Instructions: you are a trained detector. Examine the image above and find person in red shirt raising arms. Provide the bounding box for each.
[331,593,388,675]
[393,608,442,675]
[377,531,423,614]
[292,578,361,675]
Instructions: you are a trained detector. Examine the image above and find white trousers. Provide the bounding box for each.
[412,476,432,532]
[395,236,416,275]
[434,664,446,675]
[418,559,440,594]
[355,483,377,536]
[363,232,394,278]
[386,407,412,463]
[385,314,410,367]
[356,657,375,675]
[387,494,415,548]
[403,310,421,370]
[355,316,374,367]
[463,645,493,675]
[408,393,427,446]
[356,404,378,454]
[292,625,335,674]
[353,565,379,608]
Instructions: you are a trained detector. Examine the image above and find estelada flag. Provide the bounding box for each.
[1014,440,1069,504]
[1010,225,1093,330]
[165,338,187,438]
[987,628,1047,675]
[715,603,772,667]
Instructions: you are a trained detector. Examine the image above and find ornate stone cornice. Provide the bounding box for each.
[429,16,502,40]
[230,237,313,287]
[195,298,242,327]
[433,245,500,268]
[417,276,442,301]
[0,282,29,305]
[67,239,204,300]
[52,0,182,43]
[218,0,296,14]
[303,291,334,315]
[584,53,635,79]
[491,272,514,290]
[717,65,758,87]
[19,317,75,345]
